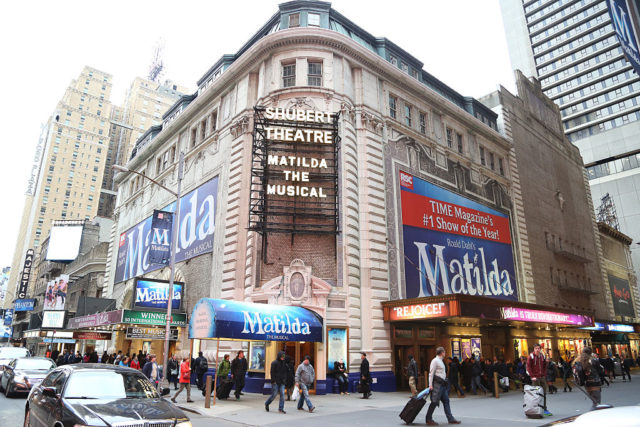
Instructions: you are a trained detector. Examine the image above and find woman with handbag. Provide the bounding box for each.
[172,355,194,403]
[167,355,179,390]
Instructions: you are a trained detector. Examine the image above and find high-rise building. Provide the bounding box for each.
[4,66,113,310]
[500,0,640,276]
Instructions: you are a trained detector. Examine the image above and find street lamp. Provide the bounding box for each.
[112,152,184,388]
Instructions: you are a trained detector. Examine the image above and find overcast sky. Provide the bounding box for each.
[0,0,515,270]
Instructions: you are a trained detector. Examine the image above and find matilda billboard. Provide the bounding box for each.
[134,279,184,311]
[115,177,218,283]
[400,171,517,301]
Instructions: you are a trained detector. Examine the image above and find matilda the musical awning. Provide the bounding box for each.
[188,298,323,342]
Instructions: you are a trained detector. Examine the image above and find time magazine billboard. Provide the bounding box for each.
[400,171,517,301]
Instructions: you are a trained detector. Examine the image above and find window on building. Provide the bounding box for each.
[489,152,495,170]
[499,158,505,176]
[456,133,463,154]
[404,105,412,127]
[191,127,197,147]
[419,112,426,134]
[446,127,453,148]
[479,146,486,166]
[289,13,300,27]
[308,61,322,86]
[210,111,218,133]
[282,63,296,87]
[389,95,397,119]
[308,12,320,26]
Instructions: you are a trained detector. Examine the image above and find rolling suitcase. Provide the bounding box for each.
[523,385,544,419]
[216,378,234,399]
[399,389,429,424]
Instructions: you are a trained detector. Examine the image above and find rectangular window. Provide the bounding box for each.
[282,63,296,87]
[191,127,197,147]
[389,95,397,119]
[446,127,453,148]
[489,152,495,170]
[456,133,463,154]
[404,105,412,127]
[479,146,486,166]
[289,13,300,28]
[308,61,322,86]
[308,12,320,26]
[499,158,505,176]
[419,112,426,134]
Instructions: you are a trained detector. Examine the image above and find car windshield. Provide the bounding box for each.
[0,348,29,359]
[64,371,159,399]
[15,359,55,370]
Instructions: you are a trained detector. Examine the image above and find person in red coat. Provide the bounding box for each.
[130,355,140,370]
[526,344,549,414]
[172,356,193,403]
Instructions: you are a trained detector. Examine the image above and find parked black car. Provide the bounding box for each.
[0,346,30,370]
[0,357,55,397]
[24,364,190,427]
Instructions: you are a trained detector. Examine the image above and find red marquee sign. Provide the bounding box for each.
[389,302,450,321]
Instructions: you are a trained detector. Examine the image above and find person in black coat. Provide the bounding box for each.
[448,357,465,396]
[334,359,349,395]
[284,355,295,400]
[231,350,248,400]
[461,358,472,392]
[265,351,288,413]
[359,352,372,399]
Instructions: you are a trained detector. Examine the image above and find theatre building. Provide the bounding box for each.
[105,1,614,393]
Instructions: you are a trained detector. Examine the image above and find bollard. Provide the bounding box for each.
[204,375,212,408]
[493,371,499,399]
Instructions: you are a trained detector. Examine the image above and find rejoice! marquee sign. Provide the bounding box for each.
[388,302,451,321]
[249,106,340,234]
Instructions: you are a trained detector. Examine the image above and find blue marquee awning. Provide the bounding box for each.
[188,298,323,342]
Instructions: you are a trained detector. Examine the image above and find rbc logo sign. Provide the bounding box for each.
[400,171,414,189]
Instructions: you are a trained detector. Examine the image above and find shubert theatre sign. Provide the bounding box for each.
[250,106,340,234]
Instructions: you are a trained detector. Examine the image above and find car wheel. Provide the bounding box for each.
[5,380,13,398]
[23,408,30,427]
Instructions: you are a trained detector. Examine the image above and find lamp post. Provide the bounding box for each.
[113,151,184,387]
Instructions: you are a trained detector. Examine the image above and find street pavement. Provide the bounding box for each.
[1,373,639,426]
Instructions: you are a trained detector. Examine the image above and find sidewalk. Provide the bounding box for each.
[174,373,640,426]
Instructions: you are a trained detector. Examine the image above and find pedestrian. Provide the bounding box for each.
[577,347,603,410]
[425,347,461,425]
[75,351,83,363]
[217,354,231,382]
[284,355,295,400]
[231,350,248,400]
[333,358,349,395]
[295,355,315,412]
[359,352,372,399]
[471,357,488,395]
[622,357,632,381]
[448,357,465,397]
[89,351,99,363]
[194,351,208,390]
[461,357,472,392]
[139,351,147,371]
[51,349,59,362]
[142,354,162,388]
[119,356,130,367]
[560,357,573,392]
[265,351,288,413]
[526,343,551,416]
[130,355,140,370]
[172,355,194,403]
[546,359,558,394]
[407,355,418,397]
[515,356,527,388]
[168,355,179,390]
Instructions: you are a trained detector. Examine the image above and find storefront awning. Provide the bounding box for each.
[189,298,323,342]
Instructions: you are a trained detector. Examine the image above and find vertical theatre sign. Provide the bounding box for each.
[16,249,34,299]
[400,171,517,300]
[608,275,636,317]
[249,106,340,234]
[115,177,218,283]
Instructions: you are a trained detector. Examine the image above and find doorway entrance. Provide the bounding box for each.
[418,345,435,390]
[280,341,316,393]
[394,345,413,390]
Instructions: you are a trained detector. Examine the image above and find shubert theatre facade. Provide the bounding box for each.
[105,1,622,393]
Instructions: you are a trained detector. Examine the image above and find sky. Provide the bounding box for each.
[0,0,515,270]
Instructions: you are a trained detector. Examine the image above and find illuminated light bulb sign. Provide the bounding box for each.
[250,106,340,234]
